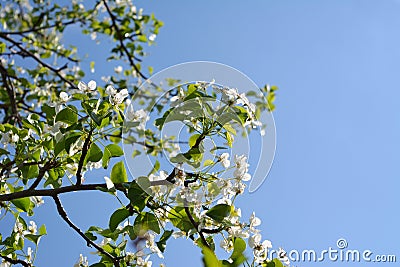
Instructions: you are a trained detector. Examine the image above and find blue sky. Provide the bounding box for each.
[4,1,400,266]
[122,1,400,266]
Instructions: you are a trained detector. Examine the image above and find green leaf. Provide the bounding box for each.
[89,263,106,267]
[202,246,221,267]
[189,134,201,148]
[0,42,6,53]
[109,208,130,232]
[90,61,95,73]
[225,131,233,147]
[134,212,160,234]
[42,104,56,123]
[156,230,173,252]
[222,123,237,135]
[86,143,103,163]
[89,112,102,126]
[203,159,214,166]
[230,237,246,265]
[39,224,47,235]
[147,160,160,176]
[11,197,31,212]
[102,144,124,168]
[205,204,231,223]
[25,234,42,245]
[127,180,150,212]
[168,207,195,232]
[55,106,78,125]
[54,136,65,156]
[110,161,128,183]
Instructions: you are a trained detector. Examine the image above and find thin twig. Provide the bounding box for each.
[0,62,21,124]
[102,0,148,80]
[184,205,210,249]
[52,196,120,267]
[0,33,76,88]
[28,161,58,190]
[0,254,31,267]
[76,130,93,186]
[0,19,78,35]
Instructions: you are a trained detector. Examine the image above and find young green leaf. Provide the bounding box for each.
[102,144,124,168]
[110,161,128,183]
[109,208,130,232]
[202,246,221,267]
[134,212,160,234]
[86,143,103,163]
[156,230,173,252]
[55,107,78,125]
[205,204,231,223]
[11,197,31,212]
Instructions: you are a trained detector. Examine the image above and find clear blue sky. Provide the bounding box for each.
[5,1,400,266]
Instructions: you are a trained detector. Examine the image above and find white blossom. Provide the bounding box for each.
[109,88,129,105]
[249,233,272,263]
[104,176,115,190]
[1,131,19,147]
[73,254,89,267]
[249,212,261,229]
[233,155,251,181]
[228,225,249,239]
[90,32,97,41]
[219,153,230,168]
[114,65,123,74]
[220,238,234,252]
[144,232,163,258]
[31,196,44,207]
[26,247,33,263]
[136,255,152,267]
[28,221,37,234]
[59,91,71,102]
[126,107,149,124]
[105,85,117,96]
[148,34,156,42]
[78,80,97,93]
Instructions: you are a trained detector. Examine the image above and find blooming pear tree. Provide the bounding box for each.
[0,1,288,267]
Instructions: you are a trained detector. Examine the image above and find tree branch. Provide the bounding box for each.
[28,160,58,190]
[76,129,93,186]
[0,183,127,202]
[184,204,210,249]
[0,254,30,267]
[52,195,120,267]
[0,62,21,124]
[0,33,76,88]
[102,0,148,80]
[0,19,79,35]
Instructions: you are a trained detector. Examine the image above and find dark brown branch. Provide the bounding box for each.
[102,0,148,80]
[184,204,210,249]
[52,195,120,267]
[0,62,21,124]
[0,19,79,35]
[0,183,126,202]
[0,33,76,88]
[28,160,58,190]
[201,226,224,234]
[18,103,46,119]
[76,130,93,186]
[0,254,31,267]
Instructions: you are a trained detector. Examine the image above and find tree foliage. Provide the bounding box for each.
[0,0,286,266]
